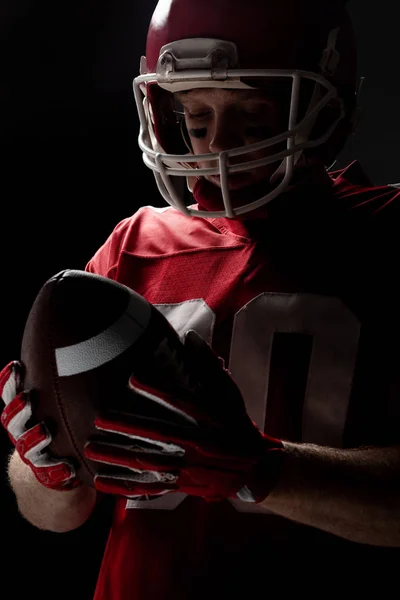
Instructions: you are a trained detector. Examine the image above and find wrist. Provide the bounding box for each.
[238,434,285,503]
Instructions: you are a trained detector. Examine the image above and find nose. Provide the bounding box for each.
[209,111,243,153]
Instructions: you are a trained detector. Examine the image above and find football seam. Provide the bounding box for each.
[49,277,96,479]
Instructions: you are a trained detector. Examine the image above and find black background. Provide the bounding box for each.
[0,1,398,598]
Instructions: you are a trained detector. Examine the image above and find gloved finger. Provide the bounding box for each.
[93,410,197,450]
[1,390,32,439]
[183,330,227,376]
[31,461,79,489]
[128,377,199,425]
[84,440,184,470]
[0,360,24,403]
[10,421,76,488]
[182,331,243,418]
[93,474,177,498]
[15,422,51,460]
[93,410,255,465]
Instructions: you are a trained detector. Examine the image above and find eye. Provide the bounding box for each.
[187,110,211,120]
[241,106,270,121]
[244,107,264,116]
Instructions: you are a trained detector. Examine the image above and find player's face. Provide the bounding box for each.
[176,88,286,190]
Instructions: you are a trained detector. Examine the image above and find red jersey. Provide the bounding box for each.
[86,162,400,599]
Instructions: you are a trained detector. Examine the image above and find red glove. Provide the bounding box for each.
[84,330,284,503]
[0,360,80,491]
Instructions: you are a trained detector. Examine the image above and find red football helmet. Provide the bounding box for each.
[133,0,360,218]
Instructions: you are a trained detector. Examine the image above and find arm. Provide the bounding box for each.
[262,442,400,546]
[8,450,97,533]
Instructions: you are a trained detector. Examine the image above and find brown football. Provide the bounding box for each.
[20,269,189,486]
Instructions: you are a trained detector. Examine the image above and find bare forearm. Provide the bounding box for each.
[262,442,400,546]
[7,450,97,533]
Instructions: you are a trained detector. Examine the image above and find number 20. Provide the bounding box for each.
[126,292,360,513]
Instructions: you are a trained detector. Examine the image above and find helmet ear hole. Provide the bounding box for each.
[305,90,357,166]
[309,97,344,141]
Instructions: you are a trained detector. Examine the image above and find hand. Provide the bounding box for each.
[84,330,284,503]
[0,361,81,491]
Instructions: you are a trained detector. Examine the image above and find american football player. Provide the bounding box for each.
[2,0,400,597]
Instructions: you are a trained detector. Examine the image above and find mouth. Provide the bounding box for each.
[210,172,254,190]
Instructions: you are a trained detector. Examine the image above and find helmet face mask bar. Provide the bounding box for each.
[133,18,353,219]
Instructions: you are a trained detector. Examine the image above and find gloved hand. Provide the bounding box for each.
[84,330,285,503]
[0,360,81,491]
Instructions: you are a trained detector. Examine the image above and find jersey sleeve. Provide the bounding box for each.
[330,160,400,222]
[85,216,133,279]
